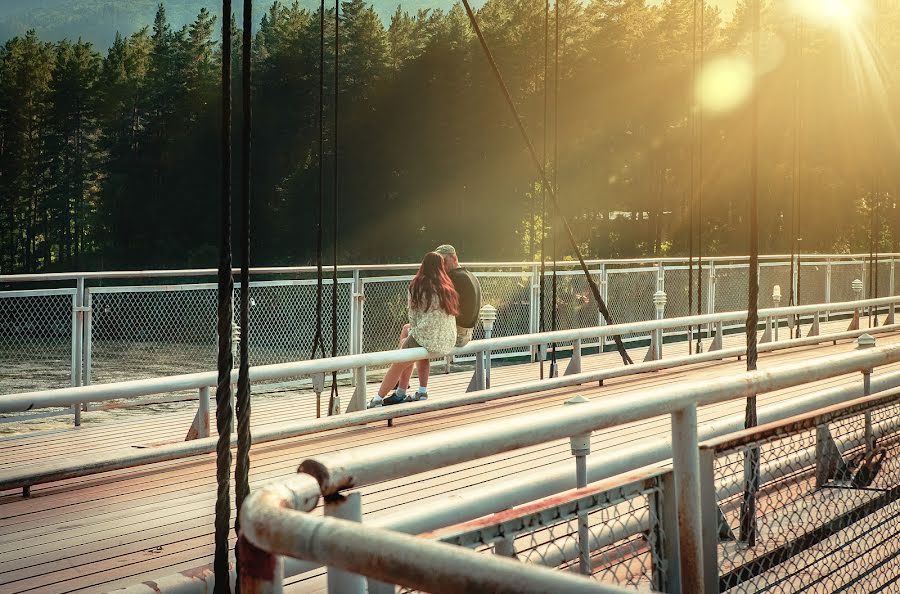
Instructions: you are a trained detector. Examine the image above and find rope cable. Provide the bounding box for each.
[539,0,549,379]
[740,0,762,548]
[233,0,253,590]
[695,0,704,354]
[311,0,326,362]
[550,0,560,372]
[688,0,697,355]
[459,0,633,365]
[213,1,234,591]
[328,0,340,413]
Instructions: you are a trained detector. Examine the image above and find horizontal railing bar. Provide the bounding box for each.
[2,296,895,414]
[0,253,890,283]
[3,323,892,492]
[702,387,900,454]
[0,287,76,298]
[240,491,629,594]
[297,344,900,497]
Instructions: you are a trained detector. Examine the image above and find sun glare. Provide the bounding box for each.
[696,56,754,114]
[791,0,866,29]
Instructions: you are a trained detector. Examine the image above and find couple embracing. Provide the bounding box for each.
[368,245,482,408]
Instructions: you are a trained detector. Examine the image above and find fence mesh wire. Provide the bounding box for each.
[0,256,894,396]
[712,400,900,594]
[0,290,74,393]
[410,473,669,593]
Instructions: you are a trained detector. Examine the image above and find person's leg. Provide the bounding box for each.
[415,359,430,400]
[369,361,414,407]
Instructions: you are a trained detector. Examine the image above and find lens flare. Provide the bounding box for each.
[696,56,754,114]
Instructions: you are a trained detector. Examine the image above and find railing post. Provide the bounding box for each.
[707,261,717,321]
[651,470,682,593]
[73,277,85,426]
[83,288,93,388]
[564,337,582,375]
[198,386,210,438]
[671,404,704,593]
[772,285,781,342]
[493,536,516,558]
[529,263,540,360]
[481,305,497,389]
[644,290,667,362]
[849,279,864,331]
[349,270,362,381]
[825,259,833,320]
[599,263,608,351]
[698,446,719,594]
[325,492,366,594]
[565,395,591,576]
[239,534,283,594]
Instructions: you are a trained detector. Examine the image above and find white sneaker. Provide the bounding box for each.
[367,396,383,408]
[414,392,428,401]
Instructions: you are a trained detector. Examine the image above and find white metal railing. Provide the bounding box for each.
[2,295,898,497]
[234,342,900,594]
[1,253,894,398]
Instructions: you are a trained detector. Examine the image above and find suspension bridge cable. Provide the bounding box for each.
[695,0,704,354]
[746,0,761,400]
[459,0,634,365]
[311,0,326,366]
[549,0,560,376]
[233,0,253,590]
[688,0,696,355]
[539,0,549,379]
[328,0,341,414]
[213,0,234,591]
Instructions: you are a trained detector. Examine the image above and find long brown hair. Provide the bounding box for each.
[410,252,460,316]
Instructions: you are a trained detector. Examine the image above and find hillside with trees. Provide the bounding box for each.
[0,0,898,274]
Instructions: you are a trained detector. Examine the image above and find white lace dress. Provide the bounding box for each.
[407,292,457,356]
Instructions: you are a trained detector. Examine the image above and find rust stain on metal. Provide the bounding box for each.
[298,459,355,494]
[238,536,277,580]
[421,466,662,540]
[140,580,161,594]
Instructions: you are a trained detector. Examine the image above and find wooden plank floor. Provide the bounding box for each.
[1,320,897,593]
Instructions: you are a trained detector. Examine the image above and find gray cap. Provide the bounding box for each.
[434,244,457,256]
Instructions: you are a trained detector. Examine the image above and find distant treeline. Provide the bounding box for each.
[1,0,899,274]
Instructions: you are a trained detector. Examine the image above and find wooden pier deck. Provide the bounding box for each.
[2,321,898,593]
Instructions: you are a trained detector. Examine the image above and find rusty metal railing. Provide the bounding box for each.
[234,341,900,594]
[699,388,900,593]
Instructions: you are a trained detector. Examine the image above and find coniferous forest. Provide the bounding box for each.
[1,0,899,273]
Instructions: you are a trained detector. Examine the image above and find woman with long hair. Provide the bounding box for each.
[369,252,460,407]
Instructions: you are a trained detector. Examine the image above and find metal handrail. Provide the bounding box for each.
[239,342,900,592]
[1,295,894,414]
[0,252,886,283]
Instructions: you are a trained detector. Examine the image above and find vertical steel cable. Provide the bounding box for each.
[688,0,696,355]
[793,16,803,337]
[695,0,704,354]
[312,0,326,363]
[549,0,560,374]
[233,1,253,590]
[213,1,234,591]
[539,0,549,379]
[741,0,761,548]
[328,0,340,413]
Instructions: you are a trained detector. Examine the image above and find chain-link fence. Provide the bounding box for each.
[0,289,75,393]
[1,255,897,395]
[704,394,900,594]
[413,467,674,593]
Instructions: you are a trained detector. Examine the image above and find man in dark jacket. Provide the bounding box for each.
[400,244,482,401]
[434,244,482,347]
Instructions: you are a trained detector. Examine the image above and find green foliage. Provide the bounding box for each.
[1,0,899,274]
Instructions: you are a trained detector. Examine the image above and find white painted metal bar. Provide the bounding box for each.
[5,295,898,415]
